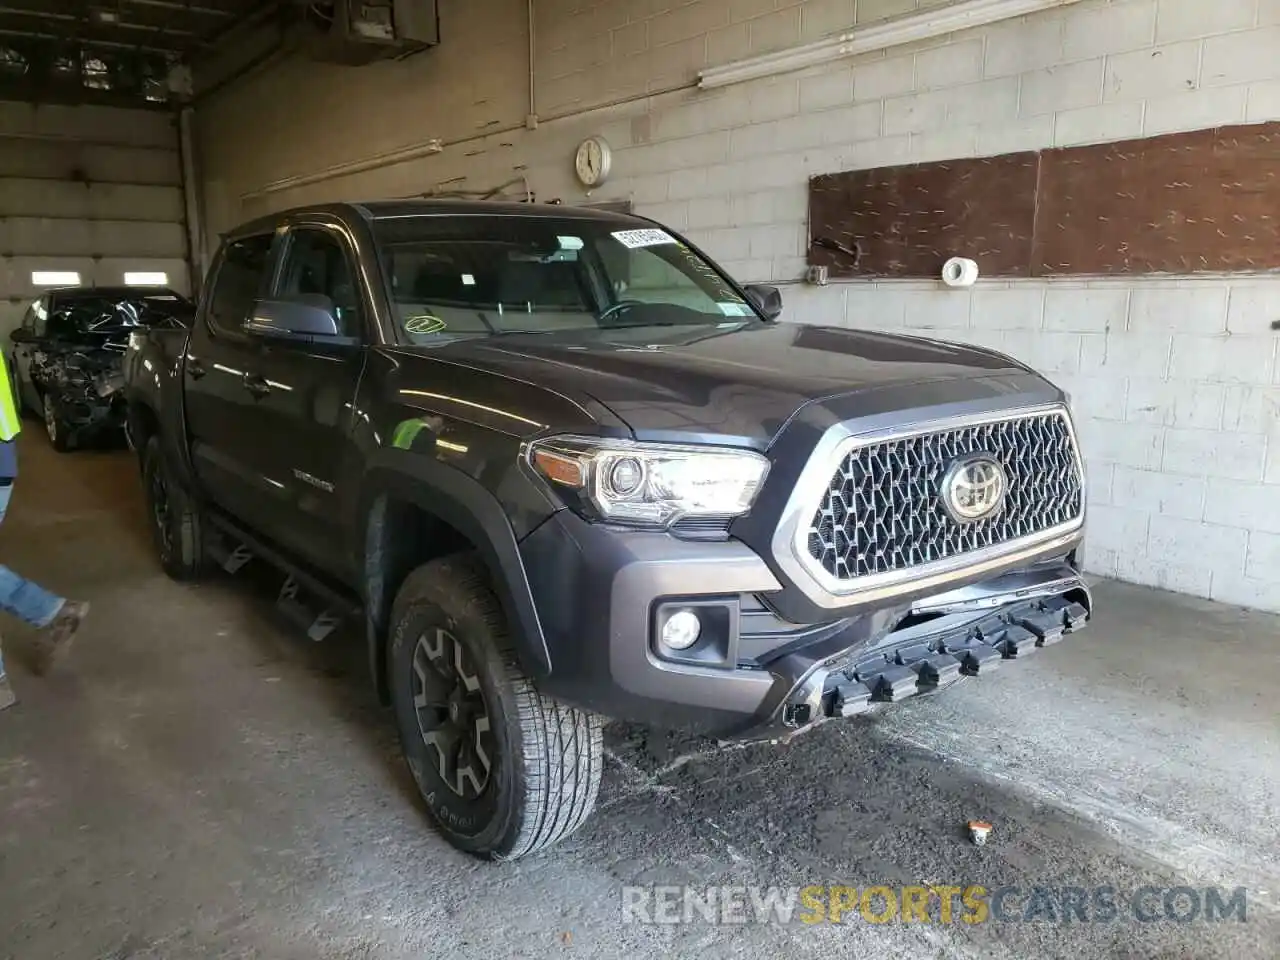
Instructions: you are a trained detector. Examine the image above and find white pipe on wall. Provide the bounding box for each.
[698,0,1087,90]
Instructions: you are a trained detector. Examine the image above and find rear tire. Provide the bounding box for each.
[389,553,603,861]
[142,435,206,581]
[42,392,71,453]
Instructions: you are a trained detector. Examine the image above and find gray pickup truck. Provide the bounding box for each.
[123,199,1091,860]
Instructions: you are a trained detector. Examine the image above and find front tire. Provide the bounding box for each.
[389,554,603,861]
[142,435,206,581]
[42,392,70,452]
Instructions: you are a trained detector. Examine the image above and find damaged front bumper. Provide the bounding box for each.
[48,372,127,435]
[523,510,1091,740]
[774,569,1091,735]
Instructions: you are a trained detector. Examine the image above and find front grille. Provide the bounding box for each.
[806,409,1083,582]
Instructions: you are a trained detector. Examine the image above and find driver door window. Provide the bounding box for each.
[276,228,362,338]
[208,234,274,336]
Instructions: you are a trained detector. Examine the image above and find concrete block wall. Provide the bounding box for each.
[195,0,1280,612]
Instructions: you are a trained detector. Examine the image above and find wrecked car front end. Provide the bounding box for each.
[37,348,129,436]
[33,289,192,447]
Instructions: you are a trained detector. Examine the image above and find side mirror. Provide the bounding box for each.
[245,295,348,343]
[743,284,783,322]
[9,328,34,344]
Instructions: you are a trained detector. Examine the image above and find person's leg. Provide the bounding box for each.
[0,485,66,629]
[0,563,65,627]
[0,481,89,682]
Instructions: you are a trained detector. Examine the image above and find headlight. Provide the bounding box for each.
[529,436,770,527]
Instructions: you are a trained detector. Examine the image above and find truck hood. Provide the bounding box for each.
[425,321,1032,446]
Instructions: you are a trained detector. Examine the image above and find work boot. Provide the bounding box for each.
[31,600,90,676]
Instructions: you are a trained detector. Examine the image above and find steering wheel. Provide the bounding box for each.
[597,299,646,326]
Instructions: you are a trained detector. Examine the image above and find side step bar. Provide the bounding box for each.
[205,513,361,642]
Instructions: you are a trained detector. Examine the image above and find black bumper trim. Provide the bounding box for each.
[770,585,1092,736]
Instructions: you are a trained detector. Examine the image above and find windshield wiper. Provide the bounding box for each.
[601,319,714,329]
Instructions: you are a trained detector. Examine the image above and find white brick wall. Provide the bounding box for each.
[195,0,1280,613]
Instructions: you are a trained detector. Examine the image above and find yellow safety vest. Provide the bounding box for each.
[0,352,21,442]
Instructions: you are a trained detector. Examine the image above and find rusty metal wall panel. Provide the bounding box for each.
[1034,123,1280,275]
[808,121,1280,279]
[808,153,1040,279]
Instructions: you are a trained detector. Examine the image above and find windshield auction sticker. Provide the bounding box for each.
[612,229,678,249]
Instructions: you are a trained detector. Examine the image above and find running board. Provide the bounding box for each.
[205,512,361,644]
[206,540,254,575]
[277,575,345,643]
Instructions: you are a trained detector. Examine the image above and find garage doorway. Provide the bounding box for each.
[0,101,189,338]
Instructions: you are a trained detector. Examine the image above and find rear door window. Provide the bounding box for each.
[207,234,275,336]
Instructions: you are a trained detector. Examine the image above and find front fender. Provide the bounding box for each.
[359,449,554,699]
[123,332,197,490]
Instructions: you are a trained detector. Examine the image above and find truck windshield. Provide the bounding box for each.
[371,215,758,341]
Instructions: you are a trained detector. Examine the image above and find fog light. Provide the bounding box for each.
[661,610,701,650]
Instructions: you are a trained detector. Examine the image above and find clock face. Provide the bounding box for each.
[575,137,610,186]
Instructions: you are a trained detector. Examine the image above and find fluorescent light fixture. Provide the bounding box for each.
[698,0,1085,89]
[125,271,169,285]
[32,271,81,286]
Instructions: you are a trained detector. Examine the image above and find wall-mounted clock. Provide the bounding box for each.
[574,136,612,188]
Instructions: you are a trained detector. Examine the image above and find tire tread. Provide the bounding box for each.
[394,554,602,861]
[142,436,206,581]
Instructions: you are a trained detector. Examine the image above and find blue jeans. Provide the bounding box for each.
[0,482,65,676]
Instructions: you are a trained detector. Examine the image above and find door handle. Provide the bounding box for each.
[242,373,271,398]
[186,357,207,380]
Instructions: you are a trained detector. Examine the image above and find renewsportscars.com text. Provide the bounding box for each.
[620,885,1249,926]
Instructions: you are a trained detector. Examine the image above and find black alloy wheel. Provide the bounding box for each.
[411,626,494,800]
[141,435,205,581]
[389,554,603,860]
[43,393,70,452]
[148,449,175,559]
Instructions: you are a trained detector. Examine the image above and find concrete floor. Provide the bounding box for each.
[1,432,1278,959]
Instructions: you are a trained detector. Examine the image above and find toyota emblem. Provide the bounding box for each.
[942,455,1007,522]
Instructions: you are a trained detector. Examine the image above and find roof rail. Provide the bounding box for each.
[398,175,538,204]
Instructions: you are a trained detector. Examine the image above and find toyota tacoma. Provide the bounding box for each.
[123,200,1091,861]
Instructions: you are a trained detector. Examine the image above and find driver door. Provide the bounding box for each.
[246,222,368,579]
